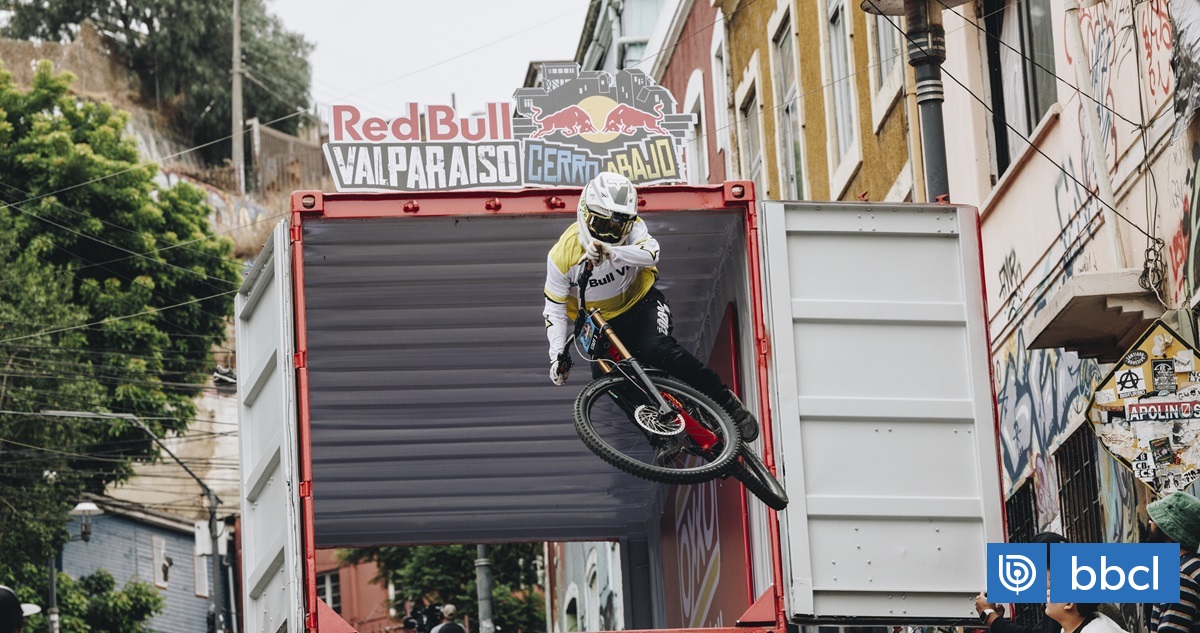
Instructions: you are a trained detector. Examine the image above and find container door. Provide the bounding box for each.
[759,202,1003,620]
[236,221,305,632]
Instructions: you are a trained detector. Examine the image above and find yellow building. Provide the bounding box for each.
[715,0,918,202]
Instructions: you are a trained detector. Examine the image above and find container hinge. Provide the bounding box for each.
[299,481,312,498]
[290,224,302,243]
[306,610,318,631]
[294,351,307,368]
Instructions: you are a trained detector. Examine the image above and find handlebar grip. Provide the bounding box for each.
[557,351,573,371]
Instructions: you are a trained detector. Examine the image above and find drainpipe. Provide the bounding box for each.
[1064,0,1127,267]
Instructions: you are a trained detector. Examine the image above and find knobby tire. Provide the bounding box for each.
[574,374,741,484]
[727,446,789,510]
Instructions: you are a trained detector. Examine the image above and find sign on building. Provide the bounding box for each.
[323,63,695,192]
[1088,320,1200,494]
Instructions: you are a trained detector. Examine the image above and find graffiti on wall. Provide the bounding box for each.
[995,328,1102,495]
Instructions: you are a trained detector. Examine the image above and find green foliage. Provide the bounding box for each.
[342,544,546,633]
[17,569,165,633]
[0,60,240,587]
[0,0,314,164]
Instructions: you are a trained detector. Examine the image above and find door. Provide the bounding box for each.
[759,201,1004,620]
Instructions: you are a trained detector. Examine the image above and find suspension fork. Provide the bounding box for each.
[588,310,675,418]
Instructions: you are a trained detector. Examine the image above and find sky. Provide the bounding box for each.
[271,0,593,120]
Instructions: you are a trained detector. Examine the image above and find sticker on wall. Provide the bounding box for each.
[1088,320,1200,496]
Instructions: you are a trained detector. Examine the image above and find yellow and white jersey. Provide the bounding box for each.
[543,219,659,360]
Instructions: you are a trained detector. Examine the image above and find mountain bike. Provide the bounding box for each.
[558,263,789,510]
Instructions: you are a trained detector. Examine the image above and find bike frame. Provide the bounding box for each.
[567,264,720,451]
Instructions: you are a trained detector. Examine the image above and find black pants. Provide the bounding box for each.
[594,286,730,406]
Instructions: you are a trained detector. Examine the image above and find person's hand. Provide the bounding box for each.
[586,240,613,265]
[550,358,570,386]
[974,592,992,614]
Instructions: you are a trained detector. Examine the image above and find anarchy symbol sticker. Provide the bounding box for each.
[1116,367,1147,399]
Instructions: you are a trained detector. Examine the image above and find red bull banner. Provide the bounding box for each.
[322,63,695,192]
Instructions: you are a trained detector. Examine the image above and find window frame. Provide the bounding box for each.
[316,570,342,614]
[152,535,169,589]
[710,10,732,175]
[866,14,905,132]
[768,6,807,200]
[818,0,863,198]
[739,87,766,198]
[194,541,209,598]
[682,69,710,184]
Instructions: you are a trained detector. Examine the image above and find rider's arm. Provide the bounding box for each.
[544,255,572,361]
[609,219,659,267]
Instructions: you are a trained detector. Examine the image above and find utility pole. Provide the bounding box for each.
[232,0,245,195]
[475,545,495,633]
[47,557,58,633]
[862,0,968,202]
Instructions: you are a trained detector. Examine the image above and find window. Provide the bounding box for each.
[1005,481,1040,628]
[827,0,857,166]
[868,15,904,130]
[686,100,708,184]
[1056,426,1103,544]
[194,543,209,598]
[983,0,1058,174]
[586,549,600,632]
[152,535,170,588]
[773,18,804,199]
[711,15,731,165]
[740,90,764,196]
[873,16,902,90]
[317,571,342,614]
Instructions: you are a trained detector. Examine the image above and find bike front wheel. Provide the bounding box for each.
[574,374,741,484]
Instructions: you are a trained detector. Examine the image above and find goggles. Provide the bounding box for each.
[587,211,634,243]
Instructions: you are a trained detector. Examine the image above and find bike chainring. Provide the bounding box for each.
[633,404,685,435]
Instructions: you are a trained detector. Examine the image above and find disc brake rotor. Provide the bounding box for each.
[633,404,685,435]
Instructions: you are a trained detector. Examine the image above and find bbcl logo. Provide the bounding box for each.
[987,543,1180,603]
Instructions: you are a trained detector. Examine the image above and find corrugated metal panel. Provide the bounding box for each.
[760,202,1004,620]
[302,210,745,546]
[236,223,305,633]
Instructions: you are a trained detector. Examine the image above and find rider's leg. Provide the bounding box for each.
[610,287,760,442]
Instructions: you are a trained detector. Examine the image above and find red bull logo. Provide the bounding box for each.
[513,63,693,187]
[530,105,598,139]
[602,102,668,136]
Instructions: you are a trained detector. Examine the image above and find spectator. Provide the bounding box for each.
[1147,491,1200,633]
[976,532,1069,633]
[1046,601,1127,633]
[0,585,41,633]
[431,604,466,633]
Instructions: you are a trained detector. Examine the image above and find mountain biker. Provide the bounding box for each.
[542,171,760,442]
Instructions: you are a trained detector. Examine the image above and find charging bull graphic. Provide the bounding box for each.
[530,105,598,139]
[513,63,695,187]
[603,102,668,135]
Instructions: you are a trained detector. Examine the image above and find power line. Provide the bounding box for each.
[864,0,1156,241]
[0,289,237,345]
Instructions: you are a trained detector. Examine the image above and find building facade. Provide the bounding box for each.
[314,549,406,633]
[60,498,218,632]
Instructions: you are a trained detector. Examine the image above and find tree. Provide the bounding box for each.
[0,0,314,165]
[17,568,165,633]
[342,545,546,633]
[0,60,241,604]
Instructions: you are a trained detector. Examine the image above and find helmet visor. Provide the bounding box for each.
[588,212,634,243]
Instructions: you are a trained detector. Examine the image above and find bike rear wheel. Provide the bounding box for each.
[574,374,741,484]
[727,446,789,510]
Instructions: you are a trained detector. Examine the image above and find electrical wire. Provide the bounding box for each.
[865,0,1156,241]
[0,288,236,345]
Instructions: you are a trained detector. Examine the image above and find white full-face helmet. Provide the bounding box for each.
[578,171,638,245]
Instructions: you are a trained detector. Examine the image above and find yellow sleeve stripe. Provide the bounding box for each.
[545,290,567,304]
